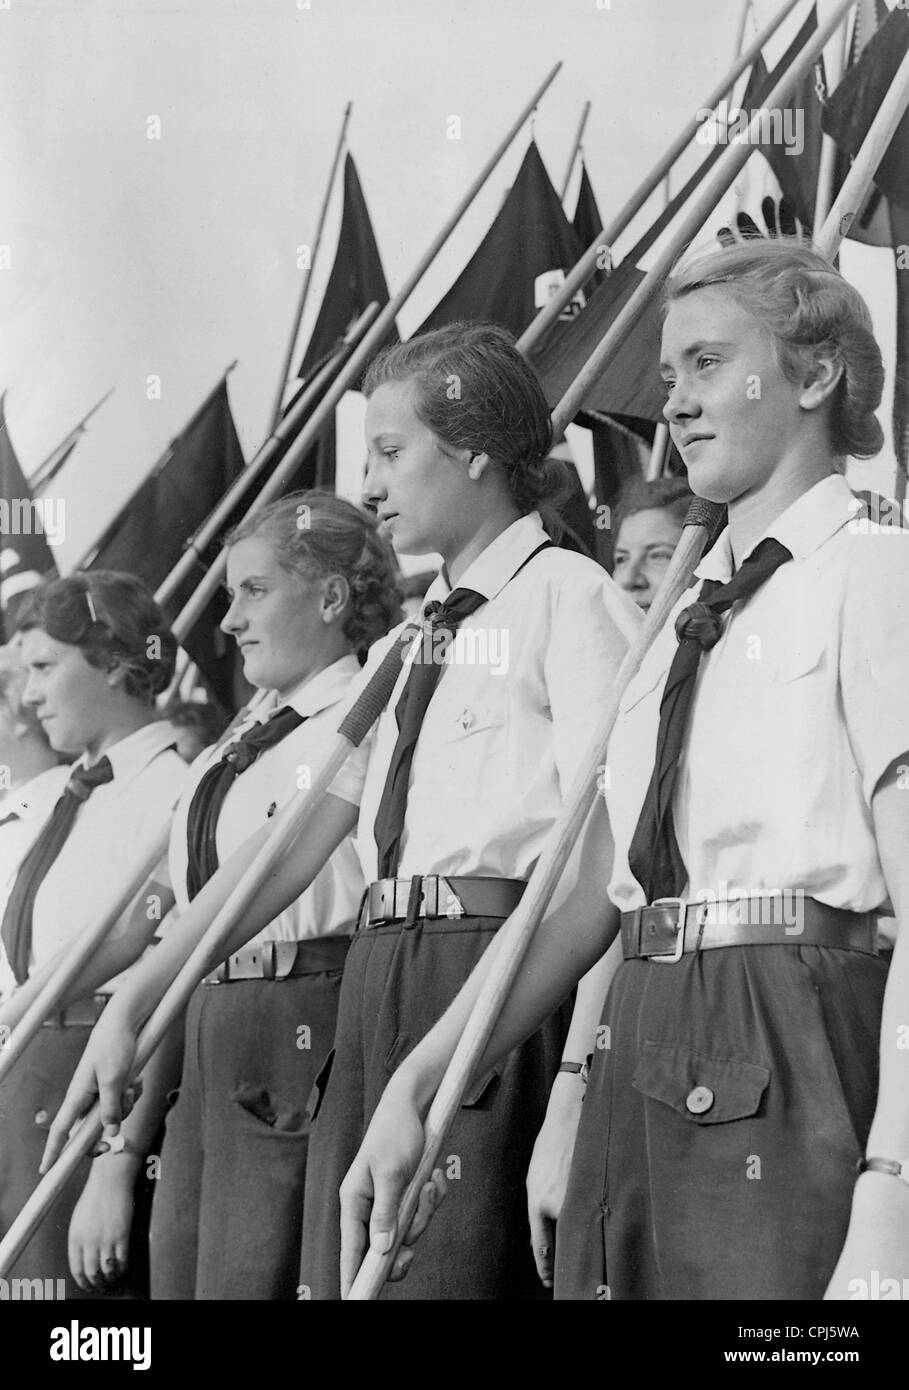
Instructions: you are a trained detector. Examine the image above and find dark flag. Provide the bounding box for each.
[737,5,826,233]
[830,0,893,248]
[87,375,246,711]
[0,394,59,640]
[823,3,909,210]
[529,255,664,422]
[297,153,396,381]
[572,159,607,295]
[823,2,909,476]
[417,141,583,337]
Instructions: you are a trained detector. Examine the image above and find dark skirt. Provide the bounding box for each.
[149,954,345,1300]
[299,914,572,1301]
[555,943,887,1301]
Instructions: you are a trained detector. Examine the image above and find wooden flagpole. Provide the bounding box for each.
[813,6,851,232]
[559,101,591,202]
[77,364,238,573]
[548,0,857,443]
[155,305,377,608]
[517,0,803,355]
[814,44,909,261]
[266,101,352,434]
[29,388,115,494]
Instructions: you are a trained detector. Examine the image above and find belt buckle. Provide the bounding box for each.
[261,942,277,980]
[420,875,439,918]
[649,897,687,963]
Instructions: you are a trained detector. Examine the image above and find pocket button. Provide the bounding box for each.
[685,1085,715,1115]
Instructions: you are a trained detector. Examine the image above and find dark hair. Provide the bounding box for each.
[613,476,693,541]
[226,490,403,661]
[167,699,227,746]
[14,571,178,704]
[664,238,884,460]
[362,321,570,515]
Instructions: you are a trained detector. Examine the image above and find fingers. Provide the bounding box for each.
[529,1205,556,1288]
[401,1169,446,1248]
[339,1167,378,1299]
[340,1160,441,1295]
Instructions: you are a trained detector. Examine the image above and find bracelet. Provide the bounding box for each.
[856,1155,909,1186]
[558,1054,593,1083]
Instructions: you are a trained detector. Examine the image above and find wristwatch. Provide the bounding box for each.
[558,1054,593,1083]
[856,1155,909,1187]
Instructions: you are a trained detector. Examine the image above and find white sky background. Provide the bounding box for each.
[0,0,900,573]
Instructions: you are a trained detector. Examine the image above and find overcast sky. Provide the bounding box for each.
[0,0,899,570]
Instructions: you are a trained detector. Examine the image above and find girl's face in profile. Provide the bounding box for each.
[660,286,809,506]
[18,629,114,755]
[363,379,474,559]
[221,536,336,699]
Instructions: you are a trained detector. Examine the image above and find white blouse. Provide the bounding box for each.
[606,473,909,915]
[0,721,188,999]
[350,510,640,884]
[165,654,368,944]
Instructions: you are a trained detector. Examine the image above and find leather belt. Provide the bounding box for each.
[41,993,110,1029]
[621,895,878,962]
[360,875,525,929]
[202,936,350,985]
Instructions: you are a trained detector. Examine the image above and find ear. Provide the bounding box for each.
[466,450,492,482]
[105,659,129,691]
[320,574,351,625]
[798,351,843,413]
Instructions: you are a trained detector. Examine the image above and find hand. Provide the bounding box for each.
[825,1171,909,1299]
[40,1003,142,1173]
[339,1079,447,1298]
[526,1073,585,1288]
[717,195,808,248]
[68,1160,138,1293]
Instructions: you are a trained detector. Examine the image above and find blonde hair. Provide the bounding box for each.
[664,238,884,460]
[227,491,403,662]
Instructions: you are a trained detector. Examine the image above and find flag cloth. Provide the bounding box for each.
[823,1,909,472]
[417,141,583,337]
[88,377,246,711]
[0,394,59,640]
[737,5,825,233]
[823,4,909,210]
[297,153,396,380]
[830,0,893,248]
[572,159,607,296]
[279,364,338,493]
[529,255,663,422]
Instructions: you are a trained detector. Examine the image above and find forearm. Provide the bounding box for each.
[866,927,909,1154]
[561,933,623,1063]
[865,770,909,1155]
[85,1019,185,1188]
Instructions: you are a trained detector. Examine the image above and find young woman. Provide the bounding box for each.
[0,572,187,1299]
[611,475,692,612]
[327,239,909,1301]
[65,491,402,1301]
[45,322,638,1301]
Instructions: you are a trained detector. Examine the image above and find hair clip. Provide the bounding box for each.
[85,588,99,624]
